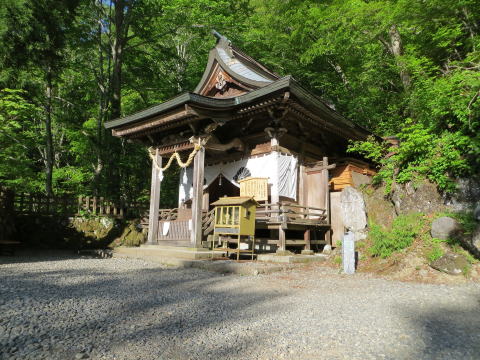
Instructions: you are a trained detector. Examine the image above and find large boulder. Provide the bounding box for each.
[431,216,461,240]
[340,186,367,240]
[430,253,469,275]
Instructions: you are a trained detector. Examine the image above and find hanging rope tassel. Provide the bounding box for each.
[148,143,202,172]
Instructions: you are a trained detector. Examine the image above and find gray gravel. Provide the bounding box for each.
[1,253,479,360]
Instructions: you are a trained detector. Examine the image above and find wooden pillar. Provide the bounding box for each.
[270,140,280,208]
[322,156,332,245]
[299,148,310,250]
[147,149,162,244]
[304,230,311,250]
[190,146,205,248]
[271,139,284,250]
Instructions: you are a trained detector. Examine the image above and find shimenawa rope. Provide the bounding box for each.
[148,143,202,172]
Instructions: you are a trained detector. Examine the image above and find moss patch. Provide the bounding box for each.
[14,215,146,250]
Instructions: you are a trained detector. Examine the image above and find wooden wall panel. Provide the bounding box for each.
[157,220,190,241]
[306,172,325,209]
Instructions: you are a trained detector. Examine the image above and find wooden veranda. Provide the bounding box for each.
[143,199,329,251]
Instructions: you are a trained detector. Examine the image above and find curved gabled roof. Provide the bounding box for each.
[104,32,377,143]
[194,31,280,95]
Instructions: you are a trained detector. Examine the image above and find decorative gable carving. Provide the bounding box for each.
[200,62,251,98]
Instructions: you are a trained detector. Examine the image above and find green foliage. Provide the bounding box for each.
[424,237,445,263]
[462,263,472,277]
[0,89,43,192]
[426,245,444,263]
[349,121,476,193]
[369,213,424,258]
[1,0,479,204]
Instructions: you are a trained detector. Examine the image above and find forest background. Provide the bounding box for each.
[0,0,478,208]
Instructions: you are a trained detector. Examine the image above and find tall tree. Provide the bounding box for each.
[0,0,81,195]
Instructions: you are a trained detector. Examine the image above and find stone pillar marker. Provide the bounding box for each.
[343,231,355,274]
[147,148,162,244]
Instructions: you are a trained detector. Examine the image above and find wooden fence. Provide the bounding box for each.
[77,196,148,218]
[255,202,327,225]
[4,191,148,219]
[0,188,15,241]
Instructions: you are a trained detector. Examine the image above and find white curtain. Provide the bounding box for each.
[178,152,298,204]
[278,154,298,200]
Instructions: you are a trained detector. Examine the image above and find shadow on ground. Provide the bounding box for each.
[1,255,284,359]
[387,292,480,360]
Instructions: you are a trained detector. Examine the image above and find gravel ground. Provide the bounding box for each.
[1,253,479,360]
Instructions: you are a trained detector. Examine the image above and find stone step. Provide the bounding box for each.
[114,244,214,260]
[257,253,328,264]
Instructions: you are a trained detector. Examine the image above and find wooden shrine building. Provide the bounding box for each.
[105,32,375,253]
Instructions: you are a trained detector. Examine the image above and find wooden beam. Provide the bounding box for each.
[190,146,205,248]
[306,161,336,174]
[112,109,197,137]
[147,149,161,244]
[157,141,194,156]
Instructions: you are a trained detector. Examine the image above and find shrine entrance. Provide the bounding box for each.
[207,175,239,210]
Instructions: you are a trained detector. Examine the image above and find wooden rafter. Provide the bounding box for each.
[112,108,198,137]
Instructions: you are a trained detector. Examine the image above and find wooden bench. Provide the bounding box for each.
[0,240,21,256]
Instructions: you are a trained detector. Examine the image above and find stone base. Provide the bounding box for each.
[114,245,214,261]
[257,253,327,264]
[301,250,314,255]
[113,246,294,275]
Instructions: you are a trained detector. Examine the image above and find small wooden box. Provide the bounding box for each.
[211,196,259,236]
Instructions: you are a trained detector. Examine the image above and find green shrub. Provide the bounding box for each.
[348,121,476,193]
[369,213,424,258]
[462,264,472,277]
[426,243,444,263]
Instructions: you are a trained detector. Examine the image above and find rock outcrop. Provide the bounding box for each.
[391,181,446,215]
[447,177,480,211]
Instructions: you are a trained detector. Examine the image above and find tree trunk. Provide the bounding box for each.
[388,25,411,91]
[94,7,106,195]
[111,0,126,120]
[45,67,54,196]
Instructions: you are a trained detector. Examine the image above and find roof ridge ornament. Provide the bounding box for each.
[212,29,234,57]
[212,29,223,41]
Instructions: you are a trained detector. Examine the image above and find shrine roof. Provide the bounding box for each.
[106,76,351,129]
[105,32,375,141]
[211,196,259,207]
